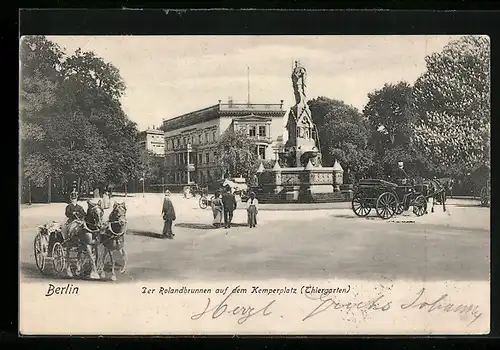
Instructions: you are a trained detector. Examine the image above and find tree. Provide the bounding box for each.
[362,81,425,177]
[20,35,145,200]
[20,36,64,189]
[214,128,258,180]
[411,35,490,177]
[308,97,374,181]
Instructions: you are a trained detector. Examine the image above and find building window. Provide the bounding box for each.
[259,125,267,137]
[213,151,217,161]
[198,153,202,164]
[205,153,209,164]
[249,126,256,137]
[205,132,209,143]
[198,134,202,144]
[212,131,217,142]
[258,145,266,159]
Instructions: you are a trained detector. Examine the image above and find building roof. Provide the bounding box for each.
[161,102,286,132]
[140,128,165,135]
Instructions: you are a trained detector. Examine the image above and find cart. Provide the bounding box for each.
[199,194,215,209]
[34,222,100,278]
[351,179,427,220]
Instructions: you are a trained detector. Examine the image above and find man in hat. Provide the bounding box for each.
[61,191,86,240]
[161,190,176,239]
[221,185,237,229]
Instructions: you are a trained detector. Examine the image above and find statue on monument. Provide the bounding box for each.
[281,60,323,168]
[291,60,307,105]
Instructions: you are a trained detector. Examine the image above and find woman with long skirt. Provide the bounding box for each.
[211,191,224,228]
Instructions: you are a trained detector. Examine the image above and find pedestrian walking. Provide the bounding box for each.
[246,191,258,228]
[211,191,224,228]
[102,190,111,209]
[161,190,176,239]
[221,186,237,229]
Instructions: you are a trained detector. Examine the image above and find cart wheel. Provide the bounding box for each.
[34,233,48,273]
[351,192,371,217]
[395,203,405,215]
[412,195,427,217]
[199,196,207,209]
[376,192,398,220]
[480,187,489,207]
[51,242,66,276]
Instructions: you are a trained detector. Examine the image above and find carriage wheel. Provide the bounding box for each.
[395,203,405,216]
[412,195,427,217]
[351,192,371,217]
[480,187,490,207]
[51,242,66,276]
[199,196,207,209]
[34,233,48,273]
[375,192,398,220]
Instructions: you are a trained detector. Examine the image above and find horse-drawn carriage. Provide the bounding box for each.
[34,221,101,278]
[351,179,428,220]
[33,201,128,281]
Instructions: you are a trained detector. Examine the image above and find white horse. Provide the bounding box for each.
[222,178,248,195]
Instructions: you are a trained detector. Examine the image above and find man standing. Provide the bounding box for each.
[221,186,237,229]
[161,190,176,239]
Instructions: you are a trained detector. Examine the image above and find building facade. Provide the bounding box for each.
[162,100,286,185]
[139,128,165,156]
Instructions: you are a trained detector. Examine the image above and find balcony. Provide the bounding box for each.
[249,135,273,144]
[174,163,196,171]
[172,143,196,151]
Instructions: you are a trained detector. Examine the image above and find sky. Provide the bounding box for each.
[47,35,463,131]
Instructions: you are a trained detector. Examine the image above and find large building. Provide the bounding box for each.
[161,99,286,185]
[139,127,165,156]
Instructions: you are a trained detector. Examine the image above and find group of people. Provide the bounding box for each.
[160,186,259,239]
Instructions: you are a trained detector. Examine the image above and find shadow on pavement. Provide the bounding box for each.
[128,229,163,239]
[176,222,249,230]
[454,203,485,208]
[331,214,379,220]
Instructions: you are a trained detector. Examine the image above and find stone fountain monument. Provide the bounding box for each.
[255,61,347,203]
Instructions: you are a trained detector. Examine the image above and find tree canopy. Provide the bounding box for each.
[214,128,258,180]
[20,35,143,191]
[411,35,490,176]
[308,97,373,181]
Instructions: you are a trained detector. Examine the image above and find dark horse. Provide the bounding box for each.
[65,200,105,279]
[423,178,455,213]
[97,201,128,281]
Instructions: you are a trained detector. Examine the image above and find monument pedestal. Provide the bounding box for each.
[255,161,349,203]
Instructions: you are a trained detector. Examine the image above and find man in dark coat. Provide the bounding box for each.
[161,190,176,239]
[61,192,86,240]
[221,186,237,229]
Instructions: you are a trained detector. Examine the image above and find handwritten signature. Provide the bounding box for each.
[302,287,483,327]
[401,287,483,326]
[302,290,391,322]
[191,285,275,324]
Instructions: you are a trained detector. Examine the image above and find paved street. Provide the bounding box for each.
[20,194,490,283]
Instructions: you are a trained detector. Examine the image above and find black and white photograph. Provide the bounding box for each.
[19,34,490,335]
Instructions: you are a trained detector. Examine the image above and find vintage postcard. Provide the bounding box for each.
[19,35,490,335]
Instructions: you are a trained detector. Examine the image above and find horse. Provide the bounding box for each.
[423,178,455,213]
[65,200,105,279]
[97,201,128,281]
[222,178,248,196]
